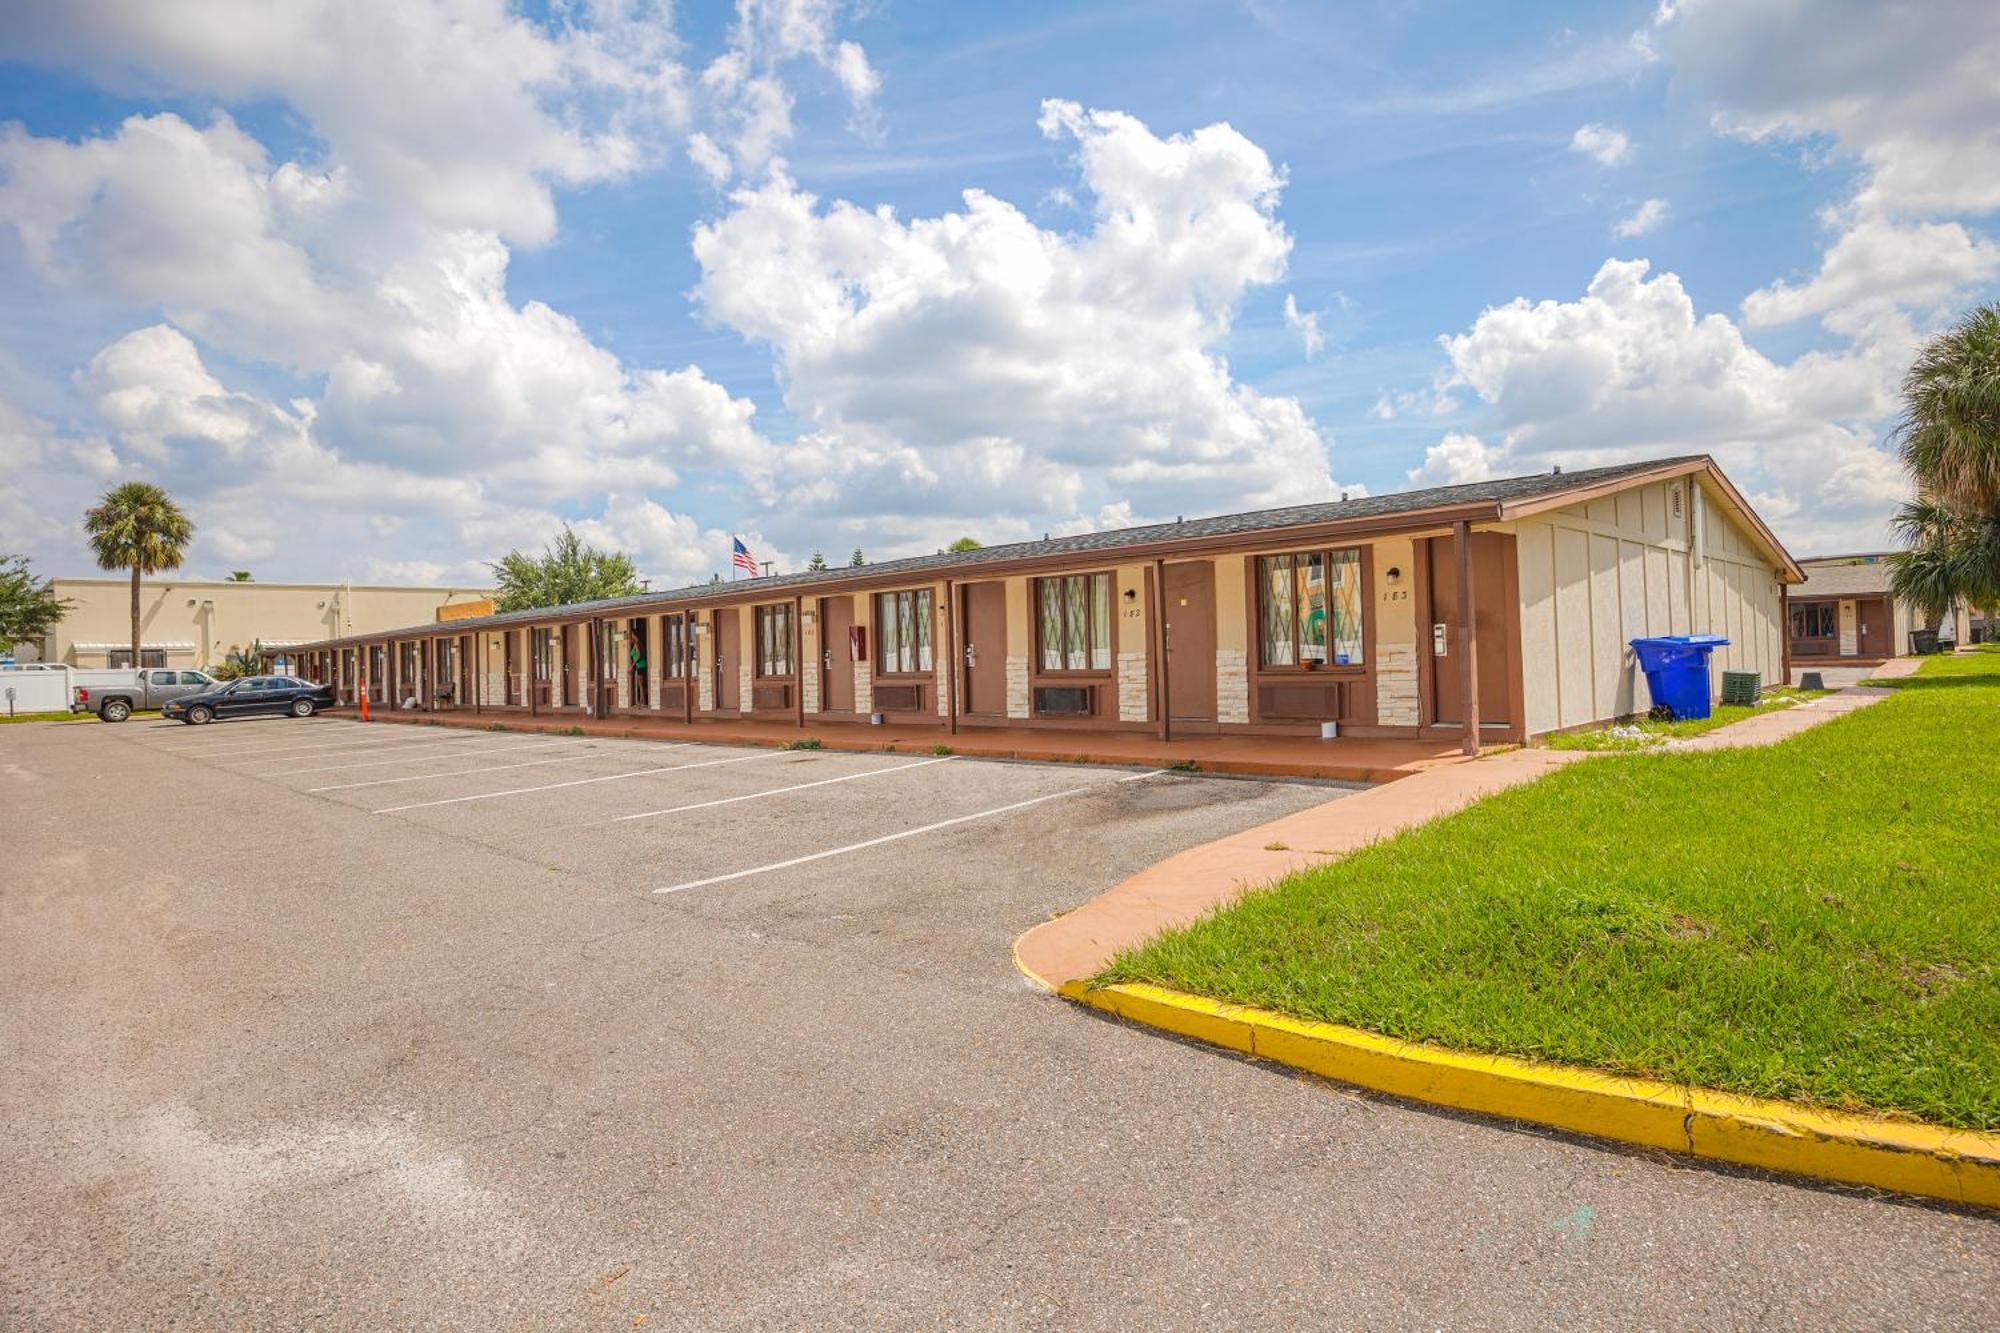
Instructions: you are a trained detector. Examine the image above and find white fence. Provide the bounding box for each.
[0,667,75,714]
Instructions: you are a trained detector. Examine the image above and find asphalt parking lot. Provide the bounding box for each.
[4,716,1995,1329]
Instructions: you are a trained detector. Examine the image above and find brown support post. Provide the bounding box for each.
[1779,583,1792,686]
[795,595,806,729]
[529,626,538,718]
[1454,519,1480,756]
[944,578,959,735]
[1152,557,1171,742]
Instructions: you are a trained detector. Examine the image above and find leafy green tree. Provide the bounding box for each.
[1889,305,2000,629]
[488,525,641,612]
[849,548,865,567]
[0,553,74,654]
[84,481,194,668]
[807,551,828,571]
[228,570,253,581]
[948,536,981,552]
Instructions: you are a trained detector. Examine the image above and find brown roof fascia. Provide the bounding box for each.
[1496,456,1804,583]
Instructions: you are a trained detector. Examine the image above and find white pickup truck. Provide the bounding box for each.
[70,667,220,721]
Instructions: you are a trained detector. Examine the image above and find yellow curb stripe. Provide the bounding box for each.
[1061,980,2000,1208]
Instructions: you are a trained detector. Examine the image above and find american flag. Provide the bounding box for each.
[731,536,758,577]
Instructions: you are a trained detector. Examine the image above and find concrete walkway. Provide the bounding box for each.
[1015,674,1912,990]
[323,706,1467,784]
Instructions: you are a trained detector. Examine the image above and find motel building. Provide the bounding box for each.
[280,457,1803,757]
[1789,551,1983,664]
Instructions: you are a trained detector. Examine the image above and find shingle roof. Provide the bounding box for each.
[1797,555,1894,597]
[294,455,1707,647]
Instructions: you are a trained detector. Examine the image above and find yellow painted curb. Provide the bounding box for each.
[1061,980,2000,1209]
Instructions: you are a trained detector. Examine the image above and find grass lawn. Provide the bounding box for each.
[1545,686,1827,751]
[1101,647,2000,1130]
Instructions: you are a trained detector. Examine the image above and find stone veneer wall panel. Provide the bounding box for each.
[1216,648,1249,724]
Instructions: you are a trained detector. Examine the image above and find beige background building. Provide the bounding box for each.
[36,578,492,669]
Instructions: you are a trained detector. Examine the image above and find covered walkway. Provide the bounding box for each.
[322,707,1467,783]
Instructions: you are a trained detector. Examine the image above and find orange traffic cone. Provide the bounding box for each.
[359,675,370,721]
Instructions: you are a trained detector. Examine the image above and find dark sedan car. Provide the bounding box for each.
[161,675,337,725]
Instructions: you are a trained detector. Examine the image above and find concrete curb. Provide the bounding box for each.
[1061,980,2000,1209]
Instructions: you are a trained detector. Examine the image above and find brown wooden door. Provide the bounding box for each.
[1164,561,1216,723]
[714,608,740,711]
[1857,598,1890,658]
[961,583,1007,715]
[820,596,855,712]
[556,625,576,706]
[594,619,618,714]
[1425,534,1512,726]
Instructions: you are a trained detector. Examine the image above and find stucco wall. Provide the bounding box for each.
[1514,476,1787,734]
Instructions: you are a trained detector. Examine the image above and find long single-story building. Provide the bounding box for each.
[1790,552,1981,663]
[279,456,1802,752]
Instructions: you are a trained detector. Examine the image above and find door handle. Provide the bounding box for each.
[822,649,832,670]
[964,643,976,667]
[1432,623,1449,656]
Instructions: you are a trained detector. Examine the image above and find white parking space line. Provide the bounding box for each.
[372,749,781,814]
[159,730,446,760]
[311,744,691,793]
[654,769,1169,896]
[257,736,586,777]
[211,735,502,764]
[587,754,957,829]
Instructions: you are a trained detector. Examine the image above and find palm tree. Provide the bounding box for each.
[84,482,195,668]
[1896,304,2000,513]
[1889,306,2000,633]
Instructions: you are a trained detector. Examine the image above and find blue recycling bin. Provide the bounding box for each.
[1629,634,1729,720]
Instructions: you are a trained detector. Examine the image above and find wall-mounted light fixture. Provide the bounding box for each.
[1122,587,1138,601]
[1385,566,1402,581]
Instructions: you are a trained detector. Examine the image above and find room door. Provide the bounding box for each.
[561,624,581,706]
[1425,533,1512,726]
[1163,561,1216,724]
[1857,597,1891,658]
[960,582,1007,716]
[593,619,619,715]
[714,608,740,711]
[820,596,855,712]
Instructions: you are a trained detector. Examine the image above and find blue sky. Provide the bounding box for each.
[2,0,1996,585]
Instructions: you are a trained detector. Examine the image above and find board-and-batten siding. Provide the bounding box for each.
[1513,477,1786,735]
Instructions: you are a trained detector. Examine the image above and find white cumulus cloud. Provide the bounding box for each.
[1613,198,1668,237]
[1433,258,1909,553]
[690,101,1345,552]
[1569,123,1631,166]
